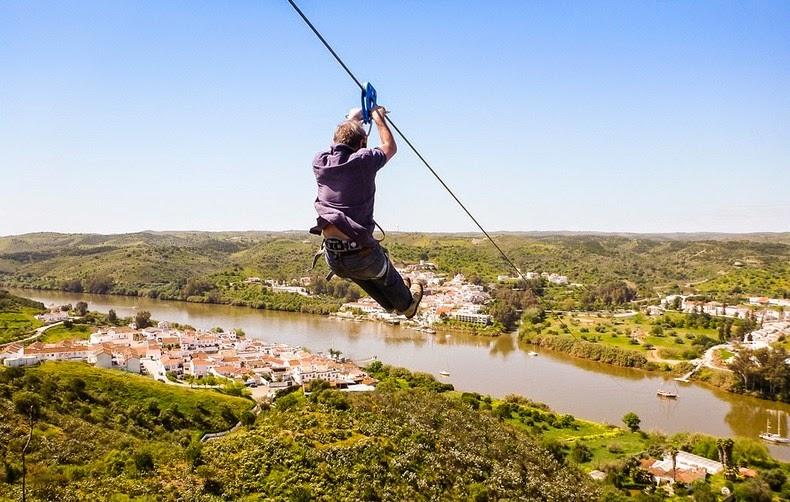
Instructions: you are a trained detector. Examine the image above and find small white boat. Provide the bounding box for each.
[527,351,539,357]
[656,389,678,399]
[439,370,450,377]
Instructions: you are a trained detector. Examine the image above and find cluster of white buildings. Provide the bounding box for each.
[497,271,570,285]
[35,307,70,324]
[743,321,790,350]
[660,295,790,323]
[341,263,494,327]
[241,277,311,297]
[0,322,373,396]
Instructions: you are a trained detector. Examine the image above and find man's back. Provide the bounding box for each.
[311,143,387,245]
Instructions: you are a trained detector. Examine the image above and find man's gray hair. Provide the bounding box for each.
[333,120,367,149]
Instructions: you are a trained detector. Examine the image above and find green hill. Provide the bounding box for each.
[0,231,788,309]
[0,290,45,344]
[0,361,253,501]
[0,361,595,501]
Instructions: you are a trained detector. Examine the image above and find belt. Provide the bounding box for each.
[323,237,364,254]
[308,238,371,281]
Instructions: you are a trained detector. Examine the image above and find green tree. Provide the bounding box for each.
[13,391,43,419]
[734,479,773,502]
[134,311,152,329]
[622,412,641,432]
[74,301,88,316]
[87,275,114,294]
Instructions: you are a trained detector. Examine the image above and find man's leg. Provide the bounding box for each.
[326,245,413,313]
[349,277,396,312]
[365,255,413,313]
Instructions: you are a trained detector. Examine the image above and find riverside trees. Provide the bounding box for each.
[730,347,790,402]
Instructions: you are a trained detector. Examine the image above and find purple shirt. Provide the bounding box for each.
[310,143,388,246]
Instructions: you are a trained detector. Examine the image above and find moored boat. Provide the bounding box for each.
[761,410,790,444]
[759,432,790,444]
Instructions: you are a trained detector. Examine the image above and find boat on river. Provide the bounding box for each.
[439,370,450,377]
[657,381,679,399]
[761,411,790,444]
[760,433,790,444]
[527,351,538,357]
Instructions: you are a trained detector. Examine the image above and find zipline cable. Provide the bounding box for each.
[286,0,530,286]
[286,1,598,352]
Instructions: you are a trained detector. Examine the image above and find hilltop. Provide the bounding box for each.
[0,231,787,309]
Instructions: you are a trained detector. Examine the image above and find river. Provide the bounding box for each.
[10,287,790,461]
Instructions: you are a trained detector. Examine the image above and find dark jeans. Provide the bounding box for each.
[325,243,412,313]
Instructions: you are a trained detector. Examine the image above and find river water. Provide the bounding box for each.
[10,288,790,461]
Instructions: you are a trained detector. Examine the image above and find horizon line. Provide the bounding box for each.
[3,229,790,239]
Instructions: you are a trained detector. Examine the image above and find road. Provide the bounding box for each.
[0,320,66,349]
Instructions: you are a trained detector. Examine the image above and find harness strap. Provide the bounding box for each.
[374,221,386,242]
[307,241,335,281]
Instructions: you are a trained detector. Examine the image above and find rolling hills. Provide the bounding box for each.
[0,231,787,310]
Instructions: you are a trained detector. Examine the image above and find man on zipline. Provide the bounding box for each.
[310,105,423,318]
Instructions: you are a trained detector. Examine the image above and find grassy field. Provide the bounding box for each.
[575,431,650,466]
[0,308,43,344]
[39,323,93,343]
[543,312,721,361]
[0,290,45,344]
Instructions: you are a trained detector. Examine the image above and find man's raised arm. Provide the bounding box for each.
[372,106,397,161]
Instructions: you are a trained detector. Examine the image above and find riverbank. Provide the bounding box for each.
[520,309,790,404]
[520,331,790,407]
[7,286,790,462]
[433,320,505,337]
[0,281,343,315]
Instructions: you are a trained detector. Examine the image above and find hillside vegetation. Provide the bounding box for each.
[0,361,252,500]
[0,361,595,501]
[1,232,788,311]
[0,290,45,344]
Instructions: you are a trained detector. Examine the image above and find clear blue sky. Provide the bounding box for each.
[1,0,788,235]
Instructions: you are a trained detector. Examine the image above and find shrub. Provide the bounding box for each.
[763,469,787,491]
[570,443,593,463]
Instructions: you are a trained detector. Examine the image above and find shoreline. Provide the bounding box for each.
[0,282,342,313]
[519,333,790,405]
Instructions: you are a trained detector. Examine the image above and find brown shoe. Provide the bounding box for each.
[401,283,423,319]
